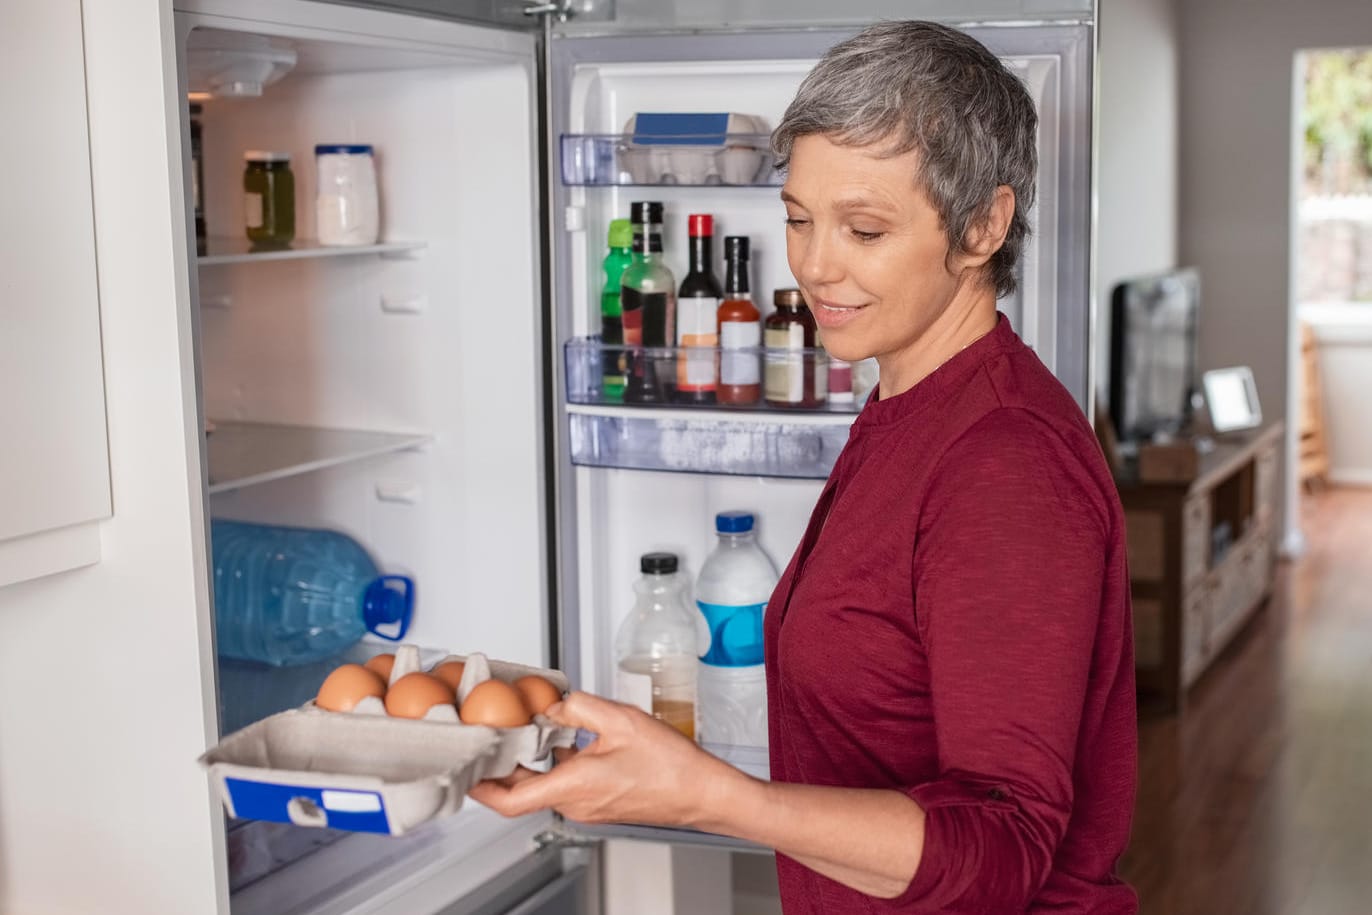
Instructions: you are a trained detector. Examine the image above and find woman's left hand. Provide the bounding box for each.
[468,691,746,829]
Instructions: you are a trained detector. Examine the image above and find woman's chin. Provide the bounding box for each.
[816,330,873,365]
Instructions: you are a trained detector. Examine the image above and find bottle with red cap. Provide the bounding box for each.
[675,213,723,404]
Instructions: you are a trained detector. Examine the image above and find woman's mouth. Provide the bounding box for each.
[810,298,867,329]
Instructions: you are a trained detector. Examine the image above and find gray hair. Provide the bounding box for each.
[772,21,1037,298]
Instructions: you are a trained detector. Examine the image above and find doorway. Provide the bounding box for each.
[1288,46,1372,545]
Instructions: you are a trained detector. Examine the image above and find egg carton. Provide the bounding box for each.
[199,646,576,836]
[340,645,577,781]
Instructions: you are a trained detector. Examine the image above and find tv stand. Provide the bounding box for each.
[1115,423,1282,712]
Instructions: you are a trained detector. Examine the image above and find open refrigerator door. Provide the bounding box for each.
[544,20,1094,858]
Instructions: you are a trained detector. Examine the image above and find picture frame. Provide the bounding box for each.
[1202,366,1262,434]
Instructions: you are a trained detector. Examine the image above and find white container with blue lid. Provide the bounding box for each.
[314,143,379,246]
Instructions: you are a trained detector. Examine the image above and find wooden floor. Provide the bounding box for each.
[1120,487,1372,914]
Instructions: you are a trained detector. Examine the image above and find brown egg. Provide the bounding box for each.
[384,673,457,720]
[363,653,396,682]
[459,679,533,728]
[513,675,562,716]
[430,660,466,692]
[317,664,387,712]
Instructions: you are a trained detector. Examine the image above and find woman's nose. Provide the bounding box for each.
[794,230,843,287]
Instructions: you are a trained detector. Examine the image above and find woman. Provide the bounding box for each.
[472,20,1138,913]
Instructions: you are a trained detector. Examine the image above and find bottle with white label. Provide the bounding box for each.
[696,511,777,749]
[675,213,722,404]
[716,236,761,405]
[765,288,827,408]
[615,552,699,741]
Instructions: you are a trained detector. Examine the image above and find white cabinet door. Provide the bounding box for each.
[0,0,111,585]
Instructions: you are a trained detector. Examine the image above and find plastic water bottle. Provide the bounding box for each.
[211,519,414,667]
[615,552,700,741]
[695,511,777,748]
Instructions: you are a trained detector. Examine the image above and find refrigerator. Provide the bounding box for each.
[171,0,1096,911]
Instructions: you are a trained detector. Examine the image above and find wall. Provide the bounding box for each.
[0,0,226,912]
[1095,0,1180,397]
[1175,0,1372,547]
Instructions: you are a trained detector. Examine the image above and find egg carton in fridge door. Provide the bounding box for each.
[318,644,577,780]
[199,709,502,836]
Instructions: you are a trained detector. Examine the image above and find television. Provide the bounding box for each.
[1108,268,1200,443]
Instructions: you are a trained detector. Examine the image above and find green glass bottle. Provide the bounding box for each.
[600,218,634,402]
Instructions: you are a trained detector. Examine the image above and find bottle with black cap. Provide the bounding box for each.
[717,236,762,405]
[614,551,699,741]
[621,201,677,403]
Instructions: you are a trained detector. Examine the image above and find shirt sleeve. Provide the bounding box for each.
[895,407,1110,911]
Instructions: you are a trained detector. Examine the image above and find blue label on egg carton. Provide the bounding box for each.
[631,113,730,146]
[225,777,391,834]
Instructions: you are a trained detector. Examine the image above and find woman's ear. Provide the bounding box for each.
[957,185,1015,270]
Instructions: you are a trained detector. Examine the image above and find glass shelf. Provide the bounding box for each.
[206,420,431,495]
[564,337,861,413]
[560,133,781,187]
[198,237,425,266]
[563,337,862,478]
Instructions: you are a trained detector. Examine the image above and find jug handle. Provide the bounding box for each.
[363,575,414,641]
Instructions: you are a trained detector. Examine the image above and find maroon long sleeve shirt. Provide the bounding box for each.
[765,316,1138,913]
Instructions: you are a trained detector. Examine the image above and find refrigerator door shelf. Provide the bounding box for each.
[565,337,860,414]
[561,133,780,187]
[567,405,854,479]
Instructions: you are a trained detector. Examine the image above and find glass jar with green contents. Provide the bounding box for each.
[242,151,294,247]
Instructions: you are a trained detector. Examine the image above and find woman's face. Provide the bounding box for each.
[780,134,989,373]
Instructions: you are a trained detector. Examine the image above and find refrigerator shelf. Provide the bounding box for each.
[198,236,426,266]
[206,420,431,495]
[560,133,782,187]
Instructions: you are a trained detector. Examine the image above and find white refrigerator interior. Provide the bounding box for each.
[179,2,570,911]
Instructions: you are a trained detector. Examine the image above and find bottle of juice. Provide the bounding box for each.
[765,288,827,408]
[615,552,699,741]
[716,236,761,406]
[600,218,634,402]
[621,202,676,404]
[676,213,723,404]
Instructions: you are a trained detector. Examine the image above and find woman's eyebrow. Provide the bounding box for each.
[780,189,897,214]
[832,195,898,213]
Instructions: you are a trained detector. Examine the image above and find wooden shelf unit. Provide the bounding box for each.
[1118,423,1283,712]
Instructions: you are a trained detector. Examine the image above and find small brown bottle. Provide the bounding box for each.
[764,289,827,408]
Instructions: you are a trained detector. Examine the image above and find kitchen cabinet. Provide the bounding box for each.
[0,0,112,586]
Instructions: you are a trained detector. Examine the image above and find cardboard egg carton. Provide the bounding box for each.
[199,645,575,836]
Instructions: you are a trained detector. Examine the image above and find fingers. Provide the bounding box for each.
[469,759,582,819]
[544,691,635,734]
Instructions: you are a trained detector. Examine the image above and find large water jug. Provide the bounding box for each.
[211,519,414,667]
[695,511,777,748]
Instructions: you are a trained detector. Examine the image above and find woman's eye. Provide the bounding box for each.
[851,228,885,243]
[784,217,810,230]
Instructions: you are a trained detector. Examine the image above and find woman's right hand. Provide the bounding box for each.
[468,691,747,829]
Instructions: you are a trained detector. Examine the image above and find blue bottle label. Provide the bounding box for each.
[696,600,766,667]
